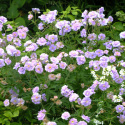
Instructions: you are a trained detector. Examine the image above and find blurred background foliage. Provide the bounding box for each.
[0,0,125,21]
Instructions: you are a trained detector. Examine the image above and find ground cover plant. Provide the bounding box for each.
[0,7,125,125]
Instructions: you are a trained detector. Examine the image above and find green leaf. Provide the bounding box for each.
[0,32,2,38]
[66,6,71,13]
[4,111,13,118]
[7,5,19,19]
[15,17,26,26]
[113,22,124,31]
[0,118,3,123]
[71,11,78,15]
[13,110,19,117]
[67,15,75,20]
[12,0,26,8]
[37,0,49,5]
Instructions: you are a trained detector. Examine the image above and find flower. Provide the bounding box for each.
[37,109,46,121]
[61,112,70,120]
[4,99,9,107]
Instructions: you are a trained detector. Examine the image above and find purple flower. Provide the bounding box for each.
[18,67,26,74]
[71,21,82,31]
[49,44,57,52]
[6,45,17,56]
[77,121,87,125]
[69,50,79,58]
[38,22,44,30]
[10,97,18,105]
[69,93,79,102]
[99,81,110,91]
[37,109,46,121]
[24,62,35,71]
[0,48,4,56]
[120,31,125,39]
[119,88,125,95]
[69,118,78,125]
[0,16,7,23]
[95,49,104,57]
[31,93,41,104]
[13,38,22,47]
[81,114,90,123]
[118,114,125,124]
[59,61,67,69]
[5,58,11,65]
[88,33,97,41]
[45,63,55,72]
[48,34,58,43]
[4,99,9,107]
[18,98,25,105]
[32,86,39,93]
[18,32,26,39]
[80,29,86,37]
[35,65,43,74]
[112,41,120,47]
[76,56,86,65]
[7,34,13,42]
[109,56,116,63]
[88,11,98,18]
[0,59,5,68]
[81,97,91,106]
[41,93,47,101]
[37,37,47,46]
[99,61,108,68]
[98,33,106,40]
[116,105,124,113]
[61,112,70,120]
[32,8,40,13]
[83,89,95,97]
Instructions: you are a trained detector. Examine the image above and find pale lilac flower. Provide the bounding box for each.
[24,40,32,47]
[83,89,94,97]
[112,41,120,47]
[18,67,26,74]
[18,98,25,105]
[49,44,57,52]
[0,48,4,56]
[109,56,116,63]
[48,34,58,43]
[50,57,59,64]
[13,62,20,70]
[35,65,43,74]
[41,93,47,101]
[56,42,64,49]
[99,81,110,91]
[98,33,105,40]
[4,99,9,107]
[7,34,13,42]
[118,114,125,124]
[81,114,90,123]
[24,62,35,71]
[77,121,87,125]
[114,51,121,56]
[88,33,97,41]
[61,112,70,120]
[32,8,40,13]
[45,63,55,72]
[31,93,41,104]
[69,118,78,125]
[59,61,67,69]
[28,14,33,20]
[0,16,7,23]
[71,20,82,31]
[76,56,86,65]
[81,10,88,18]
[18,32,26,39]
[69,50,79,58]
[120,31,125,39]
[13,38,22,46]
[5,58,11,65]
[108,16,113,23]
[95,49,104,57]
[38,22,44,30]
[81,97,91,106]
[10,97,18,105]
[115,105,124,113]
[32,86,39,93]
[88,11,98,18]
[6,45,17,56]
[0,59,5,68]
[69,93,79,102]
[80,29,86,37]
[37,109,46,121]
[37,37,47,46]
